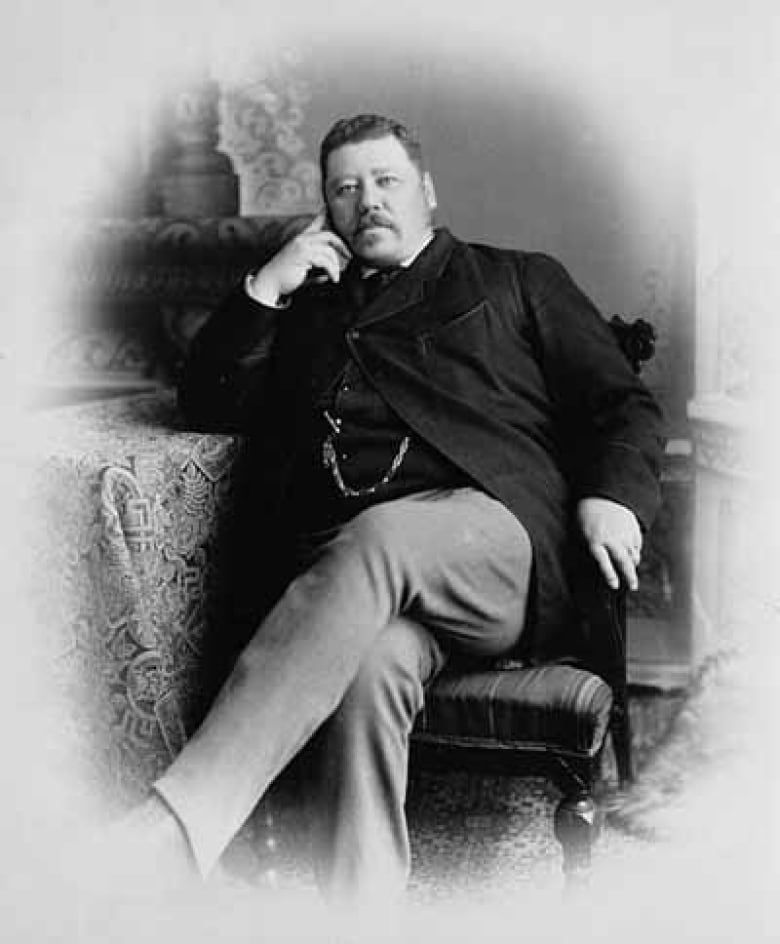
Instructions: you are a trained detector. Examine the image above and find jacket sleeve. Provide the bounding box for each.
[518,253,665,532]
[177,286,283,432]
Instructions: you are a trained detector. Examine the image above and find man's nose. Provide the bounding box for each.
[358,181,382,211]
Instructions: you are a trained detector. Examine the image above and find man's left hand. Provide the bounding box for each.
[577,497,643,591]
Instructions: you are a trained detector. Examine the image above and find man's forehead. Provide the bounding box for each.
[325,135,417,179]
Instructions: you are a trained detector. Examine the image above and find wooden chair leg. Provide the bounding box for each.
[553,792,598,881]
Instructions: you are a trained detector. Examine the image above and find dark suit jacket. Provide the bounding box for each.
[179,228,664,663]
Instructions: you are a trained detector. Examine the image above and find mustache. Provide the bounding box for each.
[356,213,395,233]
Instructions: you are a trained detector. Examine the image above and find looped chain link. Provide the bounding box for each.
[321,433,410,498]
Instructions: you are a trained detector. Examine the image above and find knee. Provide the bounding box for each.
[336,624,434,734]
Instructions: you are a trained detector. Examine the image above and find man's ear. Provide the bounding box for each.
[422,172,437,211]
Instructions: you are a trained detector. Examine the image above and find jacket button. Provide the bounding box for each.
[348,329,360,341]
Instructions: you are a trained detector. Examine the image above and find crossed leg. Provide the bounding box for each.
[152,487,532,890]
[308,617,446,904]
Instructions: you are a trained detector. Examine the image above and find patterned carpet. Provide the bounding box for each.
[212,685,687,901]
[169,629,770,944]
[2,632,776,944]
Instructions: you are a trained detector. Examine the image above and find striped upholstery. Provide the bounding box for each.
[414,664,613,758]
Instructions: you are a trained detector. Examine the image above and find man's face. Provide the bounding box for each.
[324,135,437,266]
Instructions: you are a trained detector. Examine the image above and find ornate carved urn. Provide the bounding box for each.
[158,76,240,217]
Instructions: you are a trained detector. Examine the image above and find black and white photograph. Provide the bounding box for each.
[0,2,777,942]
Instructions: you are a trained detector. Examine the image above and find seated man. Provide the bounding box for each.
[129,113,663,905]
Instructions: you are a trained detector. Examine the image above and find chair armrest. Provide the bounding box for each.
[569,544,633,785]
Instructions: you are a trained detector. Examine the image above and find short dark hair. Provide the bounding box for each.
[319,114,424,187]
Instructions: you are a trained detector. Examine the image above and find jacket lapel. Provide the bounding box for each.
[352,228,459,330]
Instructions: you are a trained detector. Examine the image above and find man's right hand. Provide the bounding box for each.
[246,212,352,307]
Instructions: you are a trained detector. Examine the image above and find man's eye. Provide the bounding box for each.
[377,175,399,187]
[334,183,358,196]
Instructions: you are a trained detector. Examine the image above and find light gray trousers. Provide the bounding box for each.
[154,487,532,901]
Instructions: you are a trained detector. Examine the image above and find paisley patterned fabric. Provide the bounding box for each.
[28,391,240,802]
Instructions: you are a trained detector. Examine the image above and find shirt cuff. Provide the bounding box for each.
[244,271,291,309]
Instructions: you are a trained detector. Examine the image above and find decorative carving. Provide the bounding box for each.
[56,215,313,391]
[609,315,656,373]
[697,254,754,400]
[44,330,158,381]
[637,265,672,329]
[715,264,753,400]
[218,52,320,215]
[71,216,313,305]
[692,421,750,479]
[157,76,240,217]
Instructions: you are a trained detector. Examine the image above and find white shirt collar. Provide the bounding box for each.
[361,230,435,277]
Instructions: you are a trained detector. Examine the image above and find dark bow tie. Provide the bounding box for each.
[357,265,403,306]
